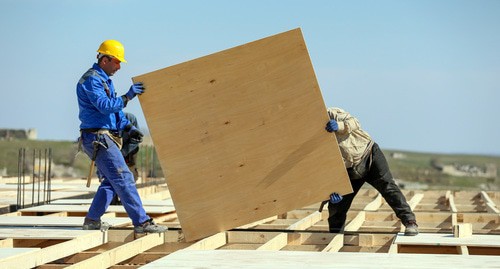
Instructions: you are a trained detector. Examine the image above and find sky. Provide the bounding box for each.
[1,0,499,156]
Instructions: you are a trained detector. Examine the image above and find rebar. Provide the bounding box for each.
[16,147,52,209]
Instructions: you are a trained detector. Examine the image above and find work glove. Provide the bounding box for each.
[329,192,343,204]
[128,125,144,144]
[125,82,145,100]
[325,119,339,133]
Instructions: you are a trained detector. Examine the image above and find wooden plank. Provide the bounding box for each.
[447,191,458,213]
[0,248,40,268]
[344,211,365,232]
[141,250,500,268]
[133,28,351,241]
[227,231,281,244]
[363,193,382,211]
[395,232,500,247]
[66,233,164,269]
[0,228,102,239]
[408,193,424,211]
[287,211,322,231]
[0,230,106,269]
[481,191,500,214]
[19,204,174,214]
[184,232,227,250]
[51,198,175,207]
[457,245,469,255]
[0,216,131,228]
[321,234,343,252]
[256,233,287,250]
[453,223,473,238]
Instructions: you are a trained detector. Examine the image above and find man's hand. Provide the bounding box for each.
[129,126,144,144]
[329,192,343,204]
[125,82,145,100]
[325,119,339,133]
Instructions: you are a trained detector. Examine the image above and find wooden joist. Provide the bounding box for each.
[0,229,106,269]
[67,233,165,269]
[0,216,131,228]
[1,185,499,267]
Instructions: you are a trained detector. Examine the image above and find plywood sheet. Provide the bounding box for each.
[395,232,500,247]
[0,228,100,239]
[134,28,351,241]
[142,250,500,268]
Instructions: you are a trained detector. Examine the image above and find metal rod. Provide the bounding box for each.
[22,148,26,209]
[37,149,41,205]
[48,148,52,203]
[31,149,35,206]
[43,148,47,204]
[17,148,21,210]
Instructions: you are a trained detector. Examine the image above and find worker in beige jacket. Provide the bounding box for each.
[325,107,418,236]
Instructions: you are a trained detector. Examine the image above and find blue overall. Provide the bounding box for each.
[77,64,150,226]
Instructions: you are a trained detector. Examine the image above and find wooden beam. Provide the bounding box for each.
[321,234,343,252]
[457,245,469,255]
[481,191,500,214]
[184,232,227,250]
[344,211,365,232]
[256,233,287,250]
[0,216,131,228]
[287,211,322,231]
[363,193,382,211]
[0,248,40,268]
[447,191,458,213]
[140,250,500,268]
[408,193,424,211]
[395,233,500,248]
[453,223,473,238]
[67,233,164,269]
[0,230,106,269]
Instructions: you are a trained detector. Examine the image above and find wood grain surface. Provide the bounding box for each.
[134,28,351,241]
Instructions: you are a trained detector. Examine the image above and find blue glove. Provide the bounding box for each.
[129,126,144,144]
[325,119,339,133]
[329,192,343,204]
[125,82,145,100]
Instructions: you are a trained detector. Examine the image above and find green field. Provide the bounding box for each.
[1,140,498,190]
[384,149,499,190]
[0,139,163,179]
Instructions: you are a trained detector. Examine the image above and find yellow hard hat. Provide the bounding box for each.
[97,40,127,63]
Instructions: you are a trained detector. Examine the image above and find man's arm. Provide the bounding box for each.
[82,77,126,114]
[327,107,362,134]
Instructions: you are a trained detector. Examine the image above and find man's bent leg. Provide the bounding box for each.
[366,143,417,231]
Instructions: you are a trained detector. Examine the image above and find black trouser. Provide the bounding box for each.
[328,143,416,232]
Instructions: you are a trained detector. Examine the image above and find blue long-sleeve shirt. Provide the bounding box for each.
[77,63,129,131]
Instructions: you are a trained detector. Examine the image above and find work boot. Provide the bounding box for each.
[404,220,419,236]
[83,217,110,231]
[134,218,168,234]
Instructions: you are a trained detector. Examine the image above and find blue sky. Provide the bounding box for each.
[1,0,499,155]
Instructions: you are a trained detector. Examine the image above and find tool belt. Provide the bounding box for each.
[80,128,123,150]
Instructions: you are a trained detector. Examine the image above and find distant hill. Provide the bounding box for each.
[1,140,498,191]
[383,149,499,191]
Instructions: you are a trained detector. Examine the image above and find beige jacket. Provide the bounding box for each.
[327,107,373,168]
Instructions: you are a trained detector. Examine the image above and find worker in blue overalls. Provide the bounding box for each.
[76,40,167,234]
